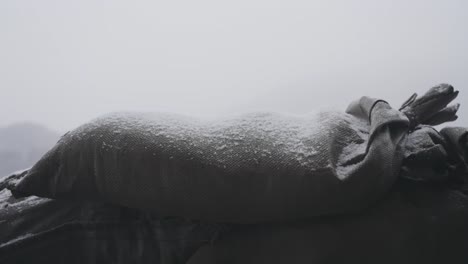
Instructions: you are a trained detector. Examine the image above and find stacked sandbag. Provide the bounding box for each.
[187,174,468,264]
[0,186,223,264]
[7,84,459,223]
[187,126,468,264]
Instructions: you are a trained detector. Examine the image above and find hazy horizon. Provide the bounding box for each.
[1,0,467,132]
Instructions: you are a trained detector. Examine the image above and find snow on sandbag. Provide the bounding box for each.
[8,97,411,223]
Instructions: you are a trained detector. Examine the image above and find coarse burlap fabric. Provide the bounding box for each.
[187,179,468,264]
[10,97,409,223]
[0,188,224,264]
[187,126,468,264]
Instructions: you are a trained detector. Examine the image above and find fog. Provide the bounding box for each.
[1,0,467,132]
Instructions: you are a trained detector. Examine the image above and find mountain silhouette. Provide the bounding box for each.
[0,122,59,177]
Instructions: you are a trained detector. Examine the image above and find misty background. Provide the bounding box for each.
[0,0,467,175]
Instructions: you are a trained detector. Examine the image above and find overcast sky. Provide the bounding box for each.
[1,0,467,132]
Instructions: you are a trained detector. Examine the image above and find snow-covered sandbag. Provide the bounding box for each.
[8,95,413,223]
[10,84,461,223]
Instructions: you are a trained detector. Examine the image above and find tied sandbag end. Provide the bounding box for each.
[399,83,459,130]
[0,170,28,192]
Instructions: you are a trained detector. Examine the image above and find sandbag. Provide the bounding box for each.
[187,179,468,264]
[400,125,451,182]
[0,188,224,264]
[8,96,410,223]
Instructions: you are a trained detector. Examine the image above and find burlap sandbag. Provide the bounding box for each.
[0,188,224,264]
[187,178,468,264]
[8,96,410,223]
